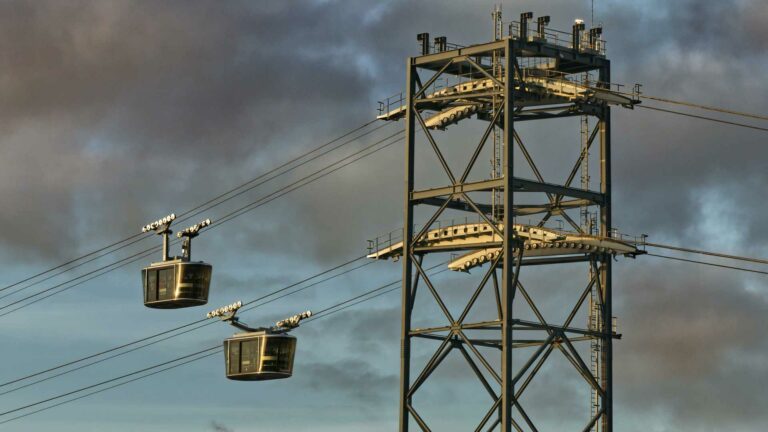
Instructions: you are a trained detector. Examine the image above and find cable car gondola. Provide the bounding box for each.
[224,331,296,381]
[140,214,213,309]
[207,302,311,381]
[142,259,212,309]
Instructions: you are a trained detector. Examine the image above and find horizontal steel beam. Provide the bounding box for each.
[412,178,603,204]
[419,197,591,217]
[519,255,593,266]
[414,241,504,254]
[411,321,502,336]
[412,334,501,349]
[513,319,622,340]
[415,91,502,104]
[514,110,583,122]
[420,197,493,214]
[513,178,605,203]
[411,178,503,201]
[412,334,594,350]
[412,40,506,67]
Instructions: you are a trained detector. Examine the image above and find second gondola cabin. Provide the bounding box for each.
[142,259,212,309]
[224,331,297,381]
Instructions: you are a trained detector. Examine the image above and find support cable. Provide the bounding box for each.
[0,235,145,295]
[0,350,220,426]
[0,346,221,419]
[0,264,448,425]
[211,130,404,227]
[0,254,370,389]
[639,105,768,133]
[0,121,390,302]
[646,253,768,276]
[617,92,768,122]
[0,129,403,315]
[0,248,158,314]
[176,119,383,220]
[0,236,150,302]
[310,263,446,318]
[307,267,451,323]
[0,260,376,396]
[642,242,768,266]
[0,321,214,397]
[0,119,384,296]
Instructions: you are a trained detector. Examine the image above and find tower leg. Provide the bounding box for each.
[500,38,516,432]
[599,63,613,431]
[399,58,417,432]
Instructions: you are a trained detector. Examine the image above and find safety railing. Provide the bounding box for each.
[416,40,466,56]
[507,21,606,56]
[377,92,404,117]
[377,68,506,118]
[367,228,402,256]
[367,215,497,256]
[520,68,642,100]
[368,218,649,257]
[547,225,649,247]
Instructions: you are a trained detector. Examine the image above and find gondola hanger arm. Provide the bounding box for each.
[206,301,312,333]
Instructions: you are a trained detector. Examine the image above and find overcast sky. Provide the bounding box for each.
[0,1,767,431]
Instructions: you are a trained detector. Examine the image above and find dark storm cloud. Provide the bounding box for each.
[292,307,401,405]
[0,1,373,152]
[583,0,768,247]
[303,358,397,403]
[602,0,768,59]
[652,0,768,56]
[209,421,234,432]
[0,0,383,257]
[615,259,768,427]
[302,306,401,356]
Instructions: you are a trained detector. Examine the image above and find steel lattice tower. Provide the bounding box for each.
[369,11,641,431]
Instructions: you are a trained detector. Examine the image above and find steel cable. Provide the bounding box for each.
[639,105,768,133]
[0,128,403,315]
[0,264,450,425]
[0,254,370,389]
[0,119,385,297]
[646,253,768,276]
[642,242,768,266]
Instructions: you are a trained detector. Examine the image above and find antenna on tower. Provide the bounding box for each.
[492,4,502,41]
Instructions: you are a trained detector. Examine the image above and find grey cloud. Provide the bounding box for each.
[302,358,397,403]
[209,420,234,432]
[0,0,383,258]
[614,257,768,427]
